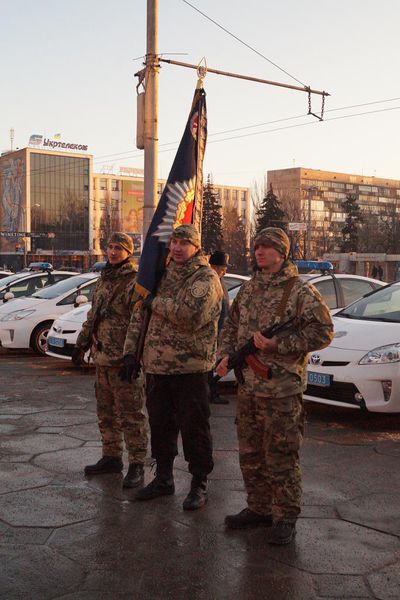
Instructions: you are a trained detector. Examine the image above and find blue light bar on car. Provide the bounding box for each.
[28,262,53,271]
[295,260,333,271]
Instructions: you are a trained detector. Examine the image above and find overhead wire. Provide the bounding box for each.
[181,0,306,87]
[15,97,400,178]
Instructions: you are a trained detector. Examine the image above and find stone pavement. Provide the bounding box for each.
[0,353,400,600]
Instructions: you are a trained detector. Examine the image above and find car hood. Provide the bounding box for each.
[331,316,400,350]
[53,303,91,326]
[0,296,49,313]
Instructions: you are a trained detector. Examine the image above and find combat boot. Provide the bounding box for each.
[84,456,123,476]
[182,477,208,511]
[225,508,273,529]
[122,463,144,488]
[135,472,175,500]
[269,520,296,545]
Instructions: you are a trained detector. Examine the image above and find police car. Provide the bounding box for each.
[229,261,384,311]
[0,272,100,355]
[0,263,75,304]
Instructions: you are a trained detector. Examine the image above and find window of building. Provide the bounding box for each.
[111,180,119,191]
[100,179,107,190]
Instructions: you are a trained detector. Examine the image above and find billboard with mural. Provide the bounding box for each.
[0,151,26,253]
[121,179,143,238]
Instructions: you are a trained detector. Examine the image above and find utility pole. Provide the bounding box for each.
[143,0,159,238]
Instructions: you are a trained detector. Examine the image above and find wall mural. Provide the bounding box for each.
[0,155,26,253]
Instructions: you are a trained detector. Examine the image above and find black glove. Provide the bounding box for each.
[119,354,141,383]
[71,346,85,366]
[142,293,155,310]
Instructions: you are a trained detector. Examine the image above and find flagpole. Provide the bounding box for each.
[143,0,159,239]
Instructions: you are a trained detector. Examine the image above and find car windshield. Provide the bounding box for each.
[338,282,400,322]
[0,273,28,288]
[32,275,97,299]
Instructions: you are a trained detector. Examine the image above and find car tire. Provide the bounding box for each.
[30,321,53,356]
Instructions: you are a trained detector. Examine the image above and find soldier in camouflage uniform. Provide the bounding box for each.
[72,232,148,488]
[216,227,333,544]
[123,224,223,510]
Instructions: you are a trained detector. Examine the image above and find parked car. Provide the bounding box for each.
[0,273,100,355]
[304,281,400,413]
[0,269,13,280]
[0,262,75,304]
[228,263,384,311]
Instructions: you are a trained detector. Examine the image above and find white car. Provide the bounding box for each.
[0,263,75,304]
[0,273,100,355]
[228,270,384,311]
[304,281,400,413]
[47,302,91,360]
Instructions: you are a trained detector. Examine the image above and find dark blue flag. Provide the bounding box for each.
[136,84,207,298]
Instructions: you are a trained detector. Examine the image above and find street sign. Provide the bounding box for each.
[0,232,55,238]
[288,222,307,232]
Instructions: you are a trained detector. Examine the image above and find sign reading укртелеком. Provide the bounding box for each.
[28,135,88,152]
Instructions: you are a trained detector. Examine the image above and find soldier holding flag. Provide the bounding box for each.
[120,82,223,510]
[123,224,222,510]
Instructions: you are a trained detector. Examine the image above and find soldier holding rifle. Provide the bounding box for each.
[216,227,333,544]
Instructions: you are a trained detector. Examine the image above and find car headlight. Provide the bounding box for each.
[359,343,400,365]
[0,309,36,321]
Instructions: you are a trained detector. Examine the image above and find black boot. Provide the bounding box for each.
[182,477,208,511]
[84,456,123,476]
[225,508,273,529]
[135,472,175,500]
[269,520,296,545]
[122,463,144,488]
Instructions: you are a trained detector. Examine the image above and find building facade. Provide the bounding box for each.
[267,167,400,259]
[0,146,250,269]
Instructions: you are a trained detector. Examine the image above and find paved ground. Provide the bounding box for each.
[1,351,400,600]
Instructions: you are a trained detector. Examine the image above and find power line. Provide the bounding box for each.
[12,97,400,178]
[181,0,306,87]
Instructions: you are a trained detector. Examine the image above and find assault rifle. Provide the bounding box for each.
[215,317,296,384]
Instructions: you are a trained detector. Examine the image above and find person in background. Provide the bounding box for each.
[208,250,230,405]
[72,233,148,489]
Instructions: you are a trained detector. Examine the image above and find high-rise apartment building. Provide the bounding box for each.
[267,167,400,258]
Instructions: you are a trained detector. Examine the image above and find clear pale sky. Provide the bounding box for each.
[2,0,400,189]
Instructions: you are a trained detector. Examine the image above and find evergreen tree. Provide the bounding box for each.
[201,175,223,253]
[255,184,287,233]
[222,206,249,274]
[340,193,363,252]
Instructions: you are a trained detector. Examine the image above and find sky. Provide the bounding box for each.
[2,0,400,190]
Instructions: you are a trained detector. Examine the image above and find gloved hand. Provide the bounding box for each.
[71,346,85,366]
[142,293,155,310]
[119,354,141,383]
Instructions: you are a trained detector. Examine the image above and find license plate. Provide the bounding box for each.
[307,371,332,387]
[48,336,65,348]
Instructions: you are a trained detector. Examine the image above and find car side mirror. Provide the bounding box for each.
[74,294,88,308]
[3,291,15,303]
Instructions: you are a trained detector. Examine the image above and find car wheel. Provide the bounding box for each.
[30,321,53,356]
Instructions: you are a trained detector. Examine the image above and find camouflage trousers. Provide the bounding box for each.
[236,391,305,522]
[95,366,149,464]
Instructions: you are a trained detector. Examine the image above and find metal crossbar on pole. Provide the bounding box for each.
[159,58,329,97]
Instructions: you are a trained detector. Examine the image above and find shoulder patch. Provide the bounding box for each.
[191,280,209,298]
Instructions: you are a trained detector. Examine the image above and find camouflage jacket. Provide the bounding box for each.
[76,258,138,367]
[218,261,333,397]
[124,253,223,374]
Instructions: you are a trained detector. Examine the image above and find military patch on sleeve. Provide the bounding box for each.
[191,280,209,298]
